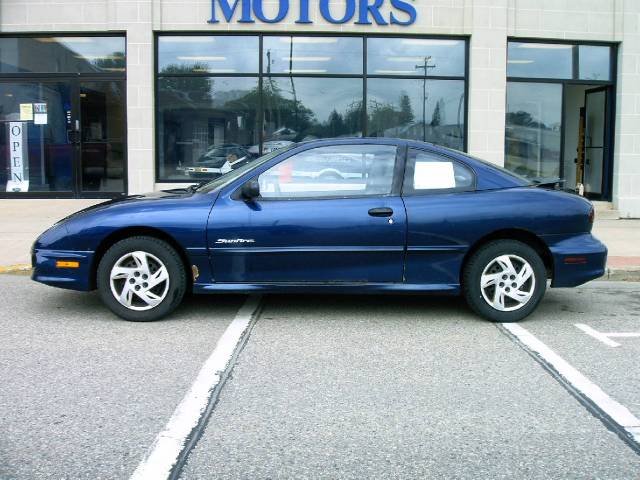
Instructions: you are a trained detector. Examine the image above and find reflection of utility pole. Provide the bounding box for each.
[266,49,280,141]
[415,56,435,141]
[288,38,298,130]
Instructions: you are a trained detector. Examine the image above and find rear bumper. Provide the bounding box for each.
[31,248,95,291]
[545,233,607,288]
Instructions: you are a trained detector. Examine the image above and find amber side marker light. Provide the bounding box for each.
[56,261,80,268]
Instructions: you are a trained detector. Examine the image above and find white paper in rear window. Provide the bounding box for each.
[414,161,456,190]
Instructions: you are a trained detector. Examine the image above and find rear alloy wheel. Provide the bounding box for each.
[463,240,546,322]
[97,236,186,321]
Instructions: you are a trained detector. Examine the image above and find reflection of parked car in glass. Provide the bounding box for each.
[269,153,367,181]
[248,140,294,156]
[270,127,297,140]
[184,144,252,179]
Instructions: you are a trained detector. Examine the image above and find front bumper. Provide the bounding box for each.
[31,248,95,291]
[545,233,608,288]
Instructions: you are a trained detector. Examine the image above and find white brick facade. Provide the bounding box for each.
[1,0,639,216]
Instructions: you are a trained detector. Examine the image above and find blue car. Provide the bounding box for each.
[32,138,607,323]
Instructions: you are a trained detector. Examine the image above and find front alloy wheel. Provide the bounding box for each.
[97,236,186,321]
[463,240,546,322]
[110,251,170,311]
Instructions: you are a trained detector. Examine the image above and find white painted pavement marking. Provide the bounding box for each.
[130,295,263,480]
[503,323,640,444]
[575,323,640,347]
[575,323,621,347]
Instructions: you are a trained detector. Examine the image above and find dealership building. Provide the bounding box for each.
[1,0,639,216]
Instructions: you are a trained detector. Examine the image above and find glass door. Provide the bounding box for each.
[1,78,126,197]
[583,86,609,199]
[78,80,126,194]
[1,81,75,193]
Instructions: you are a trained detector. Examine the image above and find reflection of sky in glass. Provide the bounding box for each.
[0,37,125,73]
[367,78,465,126]
[507,42,573,79]
[268,77,362,123]
[367,38,465,77]
[579,45,611,81]
[263,36,363,75]
[44,37,125,63]
[506,82,562,128]
[158,36,259,73]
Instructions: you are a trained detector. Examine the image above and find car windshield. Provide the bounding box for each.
[195,144,297,193]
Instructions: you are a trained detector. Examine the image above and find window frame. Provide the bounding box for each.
[401,147,477,196]
[154,32,469,183]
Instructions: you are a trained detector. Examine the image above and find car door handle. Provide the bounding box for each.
[368,207,393,217]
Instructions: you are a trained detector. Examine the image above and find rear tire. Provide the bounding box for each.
[97,236,186,321]
[463,240,546,322]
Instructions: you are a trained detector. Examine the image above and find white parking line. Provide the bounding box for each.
[575,323,621,347]
[575,323,640,347]
[502,323,640,445]
[130,295,263,480]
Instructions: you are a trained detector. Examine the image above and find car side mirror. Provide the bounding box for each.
[241,179,260,200]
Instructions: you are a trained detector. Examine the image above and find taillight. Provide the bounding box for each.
[588,207,595,225]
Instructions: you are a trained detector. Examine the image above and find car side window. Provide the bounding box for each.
[257,145,397,199]
[403,149,474,195]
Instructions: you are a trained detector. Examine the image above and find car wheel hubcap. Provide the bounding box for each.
[109,251,170,311]
[480,254,535,312]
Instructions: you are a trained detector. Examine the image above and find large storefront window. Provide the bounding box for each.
[367,78,465,151]
[156,34,468,182]
[157,76,259,181]
[1,35,126,197]
[505,40,616,200]
[505,82,562,179]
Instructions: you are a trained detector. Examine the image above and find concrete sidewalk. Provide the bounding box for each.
[0,199,638,277]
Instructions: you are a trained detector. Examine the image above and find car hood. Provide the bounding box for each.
[56,189,195,224]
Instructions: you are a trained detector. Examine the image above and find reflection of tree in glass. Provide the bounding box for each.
[262,80,314,139]
[160,64,213,103]
[506,111,547,129]
[399,92,414,125]
[92,51,125,72]
[431,99,442,127]
[368,97,410,135]
[312,99,362,138]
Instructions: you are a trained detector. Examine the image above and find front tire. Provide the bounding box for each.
[463,240,547,322]
[97,236,186,321]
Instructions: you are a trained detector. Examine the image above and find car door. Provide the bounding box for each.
[208,142,407,283]
[401,147,478,288]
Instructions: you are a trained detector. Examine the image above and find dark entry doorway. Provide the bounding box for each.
[562,84,613,200]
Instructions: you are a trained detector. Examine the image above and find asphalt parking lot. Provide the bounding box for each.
[1,275,639,479]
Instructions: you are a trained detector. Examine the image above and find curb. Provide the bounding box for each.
[0,264,32,275]
[603,267,640,282]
